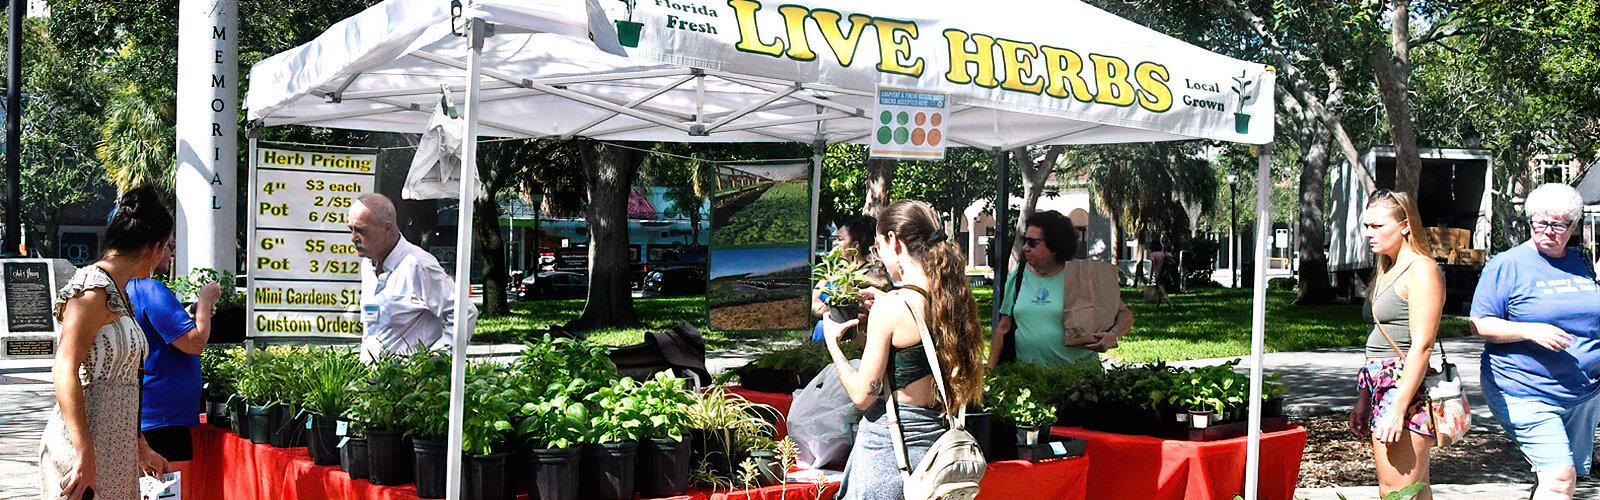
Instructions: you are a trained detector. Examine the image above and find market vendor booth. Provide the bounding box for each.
[231,0,1287,499]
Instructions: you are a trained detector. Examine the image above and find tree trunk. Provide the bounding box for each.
[1295,124,1336,305]
[472,194,511,316]
[1007,147,1062,270]
[565,141,645,332]
[864,158,897,218]
[1372,0,1421,193]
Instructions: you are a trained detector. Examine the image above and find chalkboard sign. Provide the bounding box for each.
[5,261,54,333]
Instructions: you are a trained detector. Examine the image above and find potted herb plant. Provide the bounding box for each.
[355,353,416,486]
[400,350,453,498]
[813,247,869,324]
[233,349,270,443]
[742,436,783,486]
[516,379,590,500]
[1262,372,1288,418]
[995,388,1056,448]
[166,268,247,343]
[200,346,241,429]
[581,377,649,500]
[300,347,368,466]
[686,387,778,481]
[461,362,519,500]
[339,421,370,480]
[632,372,696,497]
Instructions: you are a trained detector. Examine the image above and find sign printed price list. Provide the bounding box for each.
[248,145,377,338]
[252,229,363,281]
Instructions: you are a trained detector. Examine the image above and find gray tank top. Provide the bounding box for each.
[1366,262,1415,358]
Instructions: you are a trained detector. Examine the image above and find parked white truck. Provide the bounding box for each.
[1327,147,1494,312]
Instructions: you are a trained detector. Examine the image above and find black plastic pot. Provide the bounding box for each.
[826,303,860,323]
[247,404,273,445]
[340,436,370,480]
[988,420,1017,461]
[466,452,512,500]
[747,449,784,486]
[413,438,449,498]
[689,429,735,478]
[1015,424,1050,446]
[229,398,249,437]
[211,307,246,344]
[963,412,995,462]
[366,429,415,486]
[580,442,638,500]
[268,404,303,448]
[637,438,691,497]
[307,414,341,465]
[1263,397,1286,418]
[524,446,580,500]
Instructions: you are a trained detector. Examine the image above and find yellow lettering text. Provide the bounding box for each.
[811,9,871,66]
[943,29,998,88]
[1090,54,1135,106]
[778,5,815,60]
[729,0,784,57]
[1134,62,1172,112]
[997,38,1043,95]
[873,18,924,77]
[1040,45,1092,102]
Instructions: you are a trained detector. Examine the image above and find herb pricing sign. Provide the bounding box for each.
[870,87,948,160]
[246,145,375,338]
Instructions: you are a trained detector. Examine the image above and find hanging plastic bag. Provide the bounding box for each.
[789,360,864,470]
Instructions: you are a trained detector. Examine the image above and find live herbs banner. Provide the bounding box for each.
[611,0,1275,144]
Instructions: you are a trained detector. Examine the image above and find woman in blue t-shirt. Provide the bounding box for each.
[1471,183,1600,500]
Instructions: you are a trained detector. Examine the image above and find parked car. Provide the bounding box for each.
[514,271,589,300]
[642,266,707,297]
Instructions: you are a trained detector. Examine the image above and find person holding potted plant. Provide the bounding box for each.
[819,200,987,500]
[1471,184,1600,500]
[1352,190,1444,500]
[127,243,222,496]
[988,210,1132,368]
[812,215,886,341]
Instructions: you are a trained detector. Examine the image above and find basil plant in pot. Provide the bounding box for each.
[812,247,869,324]
[353,353,417,486]
[461,362,520,500]
[200,346,242,430]
[633,372,697,497]
[580,377,651,500]
[400,350,453,499]
[995,387,1057,448]
[516,379,591,500]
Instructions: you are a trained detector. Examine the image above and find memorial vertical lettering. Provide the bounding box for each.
[174,0,238,276]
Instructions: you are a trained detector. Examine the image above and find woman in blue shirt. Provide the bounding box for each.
[129,237,220,488]
[1471,183,1600,500]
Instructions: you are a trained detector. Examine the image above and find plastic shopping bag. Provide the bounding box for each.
[788,360,864,470]
[140,472,180,500]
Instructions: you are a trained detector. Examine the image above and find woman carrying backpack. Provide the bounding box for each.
[820,200,987,500]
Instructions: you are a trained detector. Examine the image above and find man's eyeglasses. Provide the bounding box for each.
[1022,236,1043,248]
[1532,220,1572,232]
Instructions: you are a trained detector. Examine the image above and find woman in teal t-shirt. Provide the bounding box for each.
[988,210,1130,367]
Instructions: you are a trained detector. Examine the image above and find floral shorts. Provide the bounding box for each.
[1353,357,1433,437]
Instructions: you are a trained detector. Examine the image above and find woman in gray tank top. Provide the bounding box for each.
[1353,190,1446,500]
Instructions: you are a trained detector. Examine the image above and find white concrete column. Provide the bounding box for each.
[174,0,239,274]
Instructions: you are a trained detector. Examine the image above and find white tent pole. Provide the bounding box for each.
[1243,143,1273,500]
[444,17,485,500]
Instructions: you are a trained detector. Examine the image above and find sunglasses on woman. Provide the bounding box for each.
[1022,236,1042,248]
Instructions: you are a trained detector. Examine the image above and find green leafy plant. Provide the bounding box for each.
[516,378,592,449]
[162,267,245,310]
[1263,372,1288,400]
[812,247,868,307]
[584,377,651,443]
[991,387,1057,427]
[201,346,243,399]
[351,353,414,431]
[462,362,519,455]
[300,347,368,418]
[635,372,696,441]
[399,349,453,439]
[1172,361,1249,415]
[515,334,618,392]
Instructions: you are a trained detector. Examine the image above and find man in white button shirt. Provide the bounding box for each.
[348,193,477,362]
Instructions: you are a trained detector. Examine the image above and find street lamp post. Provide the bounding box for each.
[1228,171,1239,289]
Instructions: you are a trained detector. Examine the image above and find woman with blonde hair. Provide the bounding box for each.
[821,200,985,500]
[1353,190,1443,500]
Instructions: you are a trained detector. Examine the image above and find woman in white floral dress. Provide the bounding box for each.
[41,186,173,500]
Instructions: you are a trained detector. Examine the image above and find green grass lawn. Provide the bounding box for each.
[472,296,807,350]
[474,285,1470,363]
[1108,287,1471,363]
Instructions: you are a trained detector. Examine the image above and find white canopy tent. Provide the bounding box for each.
[247,0,1280,497]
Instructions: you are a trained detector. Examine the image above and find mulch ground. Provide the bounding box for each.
[1298,415,1531,488]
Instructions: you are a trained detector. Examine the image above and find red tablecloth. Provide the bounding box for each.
[728,387,794,439]
[1052,424,1308,500]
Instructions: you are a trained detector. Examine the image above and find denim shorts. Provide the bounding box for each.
[1482,373,1600,474]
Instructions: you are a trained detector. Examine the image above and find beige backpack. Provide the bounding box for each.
[886,296,986,500]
